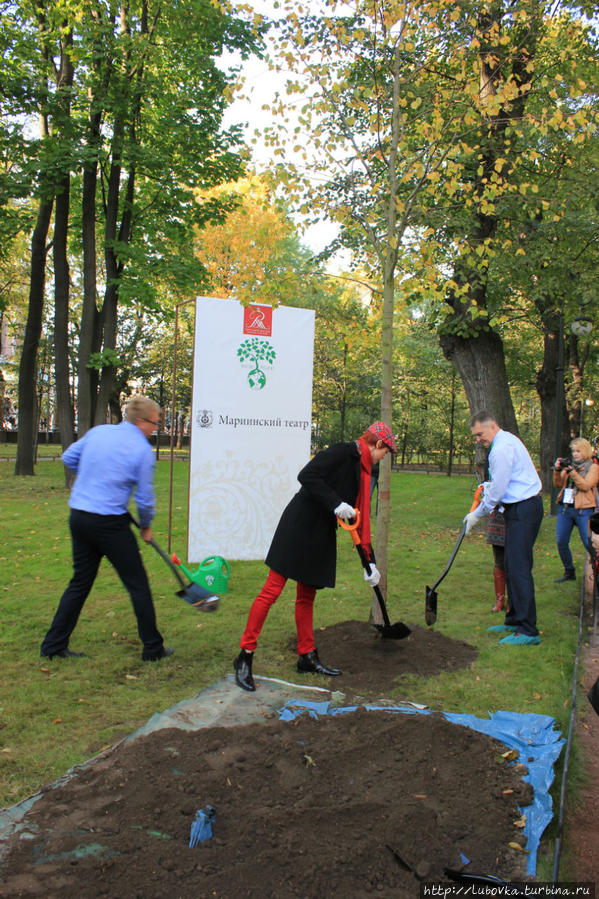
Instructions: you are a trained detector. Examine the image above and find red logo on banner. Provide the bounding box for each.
[243,305,272,337]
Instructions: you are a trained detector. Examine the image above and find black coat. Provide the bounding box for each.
[265,441,362,589]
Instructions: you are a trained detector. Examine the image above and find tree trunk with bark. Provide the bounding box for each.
[536,323,570,493]
[440,327,519,434]
[15,199,53,476]
[440,2,541,448]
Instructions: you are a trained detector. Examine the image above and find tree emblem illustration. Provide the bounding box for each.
[237,338,276,390]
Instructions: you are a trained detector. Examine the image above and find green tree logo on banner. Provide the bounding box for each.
[237,338,276,390]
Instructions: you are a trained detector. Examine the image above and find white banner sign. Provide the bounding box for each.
[188,297,315,562]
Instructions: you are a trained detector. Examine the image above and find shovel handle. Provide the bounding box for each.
[129,513,188,590]
[470,484,483,512]
[336,509,361,546]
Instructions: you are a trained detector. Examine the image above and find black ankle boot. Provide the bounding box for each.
[554,570,576,583]
[297,649,341,677]
[234,649,256,691]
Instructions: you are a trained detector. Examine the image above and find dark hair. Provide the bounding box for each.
[469,409,498,428]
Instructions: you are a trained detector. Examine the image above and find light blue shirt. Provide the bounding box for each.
[62,421,155,528]
[474,428,541,519]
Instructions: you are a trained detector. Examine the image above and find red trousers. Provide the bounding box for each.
[240,569,317,655]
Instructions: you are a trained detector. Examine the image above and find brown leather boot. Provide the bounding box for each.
[492,567,506,612]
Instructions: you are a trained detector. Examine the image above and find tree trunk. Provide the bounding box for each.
[439,328,519,434]
[15,198,54,476]
[372,40,402,626]
[53,175,75,454]
[536,323,569,495]
[439,2,541,449]
[78,137,102,435]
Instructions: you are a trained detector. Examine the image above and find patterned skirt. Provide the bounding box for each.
[486,507,506,546]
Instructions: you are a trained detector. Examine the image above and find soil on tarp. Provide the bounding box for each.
[0,621,535,899]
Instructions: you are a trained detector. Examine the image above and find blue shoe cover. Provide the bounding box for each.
[487,624,517,633]
[499,633,540,645]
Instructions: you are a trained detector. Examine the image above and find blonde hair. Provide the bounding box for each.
[570,437,593,460]
[125,395,160,424]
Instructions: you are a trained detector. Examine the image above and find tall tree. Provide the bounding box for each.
[2,0,264,475]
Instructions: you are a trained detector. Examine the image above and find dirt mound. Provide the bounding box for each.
[311,619,477,697]
[1,620,535,898]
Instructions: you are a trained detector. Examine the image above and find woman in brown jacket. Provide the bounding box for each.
[553,437,599,582]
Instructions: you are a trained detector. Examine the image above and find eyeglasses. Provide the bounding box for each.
[144,418,160,427]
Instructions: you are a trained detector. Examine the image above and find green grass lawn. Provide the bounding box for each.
[0,460,592,878]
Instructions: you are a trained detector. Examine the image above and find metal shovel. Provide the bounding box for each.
[129,515,219,611]
[425,485,483,626]
[338,511,411,640]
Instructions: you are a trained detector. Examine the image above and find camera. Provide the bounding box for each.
[555,456,573,470]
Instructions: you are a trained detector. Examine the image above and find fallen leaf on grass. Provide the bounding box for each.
[52,718,62,724]
[125,674,137,680]
[39,667,51,674]
[1,748,12,754]
[533,692,541,700]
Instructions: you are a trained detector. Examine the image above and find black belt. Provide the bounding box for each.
[503,493,542,509]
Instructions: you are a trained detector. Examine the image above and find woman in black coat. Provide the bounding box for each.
[233,422,396,691]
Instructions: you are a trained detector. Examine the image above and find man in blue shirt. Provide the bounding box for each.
[463,410,543,645]
[40,395,173,662]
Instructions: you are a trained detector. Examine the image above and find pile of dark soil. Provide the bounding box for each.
[0,621,535,898]
[311,619,478,697]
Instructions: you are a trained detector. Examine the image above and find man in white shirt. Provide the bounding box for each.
[464,410,543,645]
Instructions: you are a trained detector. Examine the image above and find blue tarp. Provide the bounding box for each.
[278,700,565,877]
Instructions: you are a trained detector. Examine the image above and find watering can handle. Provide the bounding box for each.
[200,557,231,577]
[337,508,361,546]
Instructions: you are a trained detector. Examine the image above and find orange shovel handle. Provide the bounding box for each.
[470,484,483,513]
[337,508,361,545]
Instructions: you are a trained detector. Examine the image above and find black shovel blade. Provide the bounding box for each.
[176,583,220,612]
[373,621,411,640]
[425,586,437,626]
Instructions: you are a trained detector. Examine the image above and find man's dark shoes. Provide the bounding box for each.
[297,649,341,677]
[234,649,256,691]
[554,570,576,583]
[143,647,174,661]
[40,648,86,660]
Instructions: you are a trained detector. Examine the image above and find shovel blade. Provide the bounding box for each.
[373,621,411,640]
[425,587,437,626]
[177,583,220,612]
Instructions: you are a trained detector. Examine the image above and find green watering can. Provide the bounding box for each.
[171,554,230,595]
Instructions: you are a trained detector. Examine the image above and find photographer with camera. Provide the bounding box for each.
[553,438,599,583]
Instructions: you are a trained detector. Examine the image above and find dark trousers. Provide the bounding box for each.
[503,495,543,636]
[41,510,164,659]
